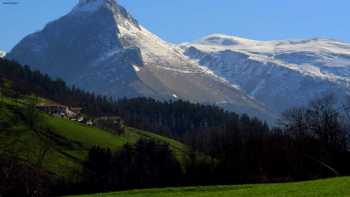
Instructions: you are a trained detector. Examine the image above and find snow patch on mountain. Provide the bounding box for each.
[198,33,260,46]
[132,64,141,72]
[182,34,350,81]
[194,34,350,55]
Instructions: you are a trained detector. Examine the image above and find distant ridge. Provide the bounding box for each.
[181,34,350,113]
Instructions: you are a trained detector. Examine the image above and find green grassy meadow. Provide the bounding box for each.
[68,177,350,197]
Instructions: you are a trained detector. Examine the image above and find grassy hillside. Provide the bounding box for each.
[0,96,189,179]
[68,177,350,197]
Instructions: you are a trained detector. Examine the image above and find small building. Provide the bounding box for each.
[36,102,82,119]
[36,103,68,115]
[77,116,85,123]
[86,120,94,126]
[70,107,82,115]
[94,116,125,134]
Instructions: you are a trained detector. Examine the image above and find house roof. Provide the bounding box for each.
[36,103,66,108]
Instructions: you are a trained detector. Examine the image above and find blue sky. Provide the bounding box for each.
[0,0,348,52]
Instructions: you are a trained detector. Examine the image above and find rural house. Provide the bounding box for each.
[36,103,81,118]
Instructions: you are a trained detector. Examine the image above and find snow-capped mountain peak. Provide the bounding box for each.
[78,0,112,4]
[74,0,115,12]
[198,34,260,46]
[6,1,270,120]
[72,0,139,27]
[192,34,350,55]
[181,34,350,114]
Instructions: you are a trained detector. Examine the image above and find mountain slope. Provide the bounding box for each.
[181,34,350,113]
[6,0,267,117]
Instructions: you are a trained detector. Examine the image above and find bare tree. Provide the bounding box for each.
[279,106,308,138]
[306,94,347,151]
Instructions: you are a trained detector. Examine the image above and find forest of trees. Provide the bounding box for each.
[79,139,183,193]
[64,95,350,195]
[1,58,350,196]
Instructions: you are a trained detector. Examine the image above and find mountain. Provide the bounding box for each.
[181,34,350,113]
[6,0,267,118]
[0,51,5,58]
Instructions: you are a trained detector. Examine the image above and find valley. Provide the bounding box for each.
[1,0,350,196]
